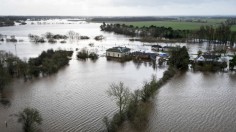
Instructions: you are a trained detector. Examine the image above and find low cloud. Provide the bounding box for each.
[0,0,235,16]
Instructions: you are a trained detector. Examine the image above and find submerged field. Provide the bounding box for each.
[119,19,236,31]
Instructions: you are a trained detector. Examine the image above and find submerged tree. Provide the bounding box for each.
[169,46,190,70]
[16,107,42,132]
[107,82,130,117]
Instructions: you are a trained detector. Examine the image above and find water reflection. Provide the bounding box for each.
[0,91,11,107]
[1,21,235,132]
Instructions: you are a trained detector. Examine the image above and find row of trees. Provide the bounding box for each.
[104,68,177,131]
[229,55,236,70]
[28,31,91,43]
[100,22,236,46]
[225,18,236,26]
[104,46,190,131]
[100,22,189,39]
[28,32,68,43]
[192,23,234,45]
[0,18,15,27]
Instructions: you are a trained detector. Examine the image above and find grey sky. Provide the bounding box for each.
[0,0,235,16]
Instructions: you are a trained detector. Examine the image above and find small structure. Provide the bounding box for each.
[151,45,163,51]
[196,54,221,62]
[106,47,131,58]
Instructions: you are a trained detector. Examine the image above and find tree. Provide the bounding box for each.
[67,31,76,39]
[0,66,10,91]
[107,82,130,117]
[169,46,190,70]
[230,55,236,71]
[16,107,42,132]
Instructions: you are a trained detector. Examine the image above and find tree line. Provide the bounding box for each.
[28,31,92,44]
[91,17,177,22]
[100,22,236,46]
[230,55,236,70]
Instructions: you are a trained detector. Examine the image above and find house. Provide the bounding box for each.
[151,45,163,51]
[106,47,131,58]
[196,54,221,62]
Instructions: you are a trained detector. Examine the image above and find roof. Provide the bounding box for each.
[106,47,131,53]
[202,55,221,59]
[151,45,162,48]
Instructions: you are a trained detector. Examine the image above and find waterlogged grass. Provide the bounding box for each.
[206,18,227,24]
[231,25,236,31]
[120,19,236,31]
[121,21,208,30]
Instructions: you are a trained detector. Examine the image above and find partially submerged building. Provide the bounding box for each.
[106,47,131,58]
[196,55,221,62]
[151,45,163,51]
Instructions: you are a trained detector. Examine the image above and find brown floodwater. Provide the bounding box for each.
[1,20,236,132]
[147,71,236,132]
[0,57,164,132]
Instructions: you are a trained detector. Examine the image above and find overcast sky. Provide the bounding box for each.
[0,0,235,16]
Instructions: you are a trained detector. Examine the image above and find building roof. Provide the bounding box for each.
[106,47,131,53]
[202,55,221,59]
[196,54,221,62]
[151,45,162,48]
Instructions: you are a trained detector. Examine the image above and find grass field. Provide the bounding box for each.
[119,19,236,31]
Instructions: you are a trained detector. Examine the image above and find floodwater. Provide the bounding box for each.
[0,21,165,132]
[0,20,236,132]
[147,71,236,132]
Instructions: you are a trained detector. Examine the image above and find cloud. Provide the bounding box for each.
[0,0,235,16]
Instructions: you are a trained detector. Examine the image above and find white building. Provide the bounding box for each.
[196,55,221,62]
[106,47,131,58]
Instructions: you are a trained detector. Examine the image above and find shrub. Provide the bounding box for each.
[77,50,89,59]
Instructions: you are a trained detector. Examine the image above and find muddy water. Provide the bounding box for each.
[0,21,165,131]
[148,72,236,132]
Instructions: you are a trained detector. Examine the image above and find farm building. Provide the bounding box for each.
[106,47,131,58]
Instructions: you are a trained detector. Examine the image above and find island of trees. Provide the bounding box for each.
[0,49,73,92]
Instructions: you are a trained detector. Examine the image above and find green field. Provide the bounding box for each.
[119,19,236,31]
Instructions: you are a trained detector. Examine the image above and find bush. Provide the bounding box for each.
[89,53,98,60]
[131,102,150,129]
[126,90,140,121]
[48,38,56,43]
[103,113,126,132]
[77,50,89,59]
[28,49,73,76]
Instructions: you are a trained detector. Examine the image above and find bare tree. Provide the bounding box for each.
[67,31,76,39]
[107,82,130,116]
